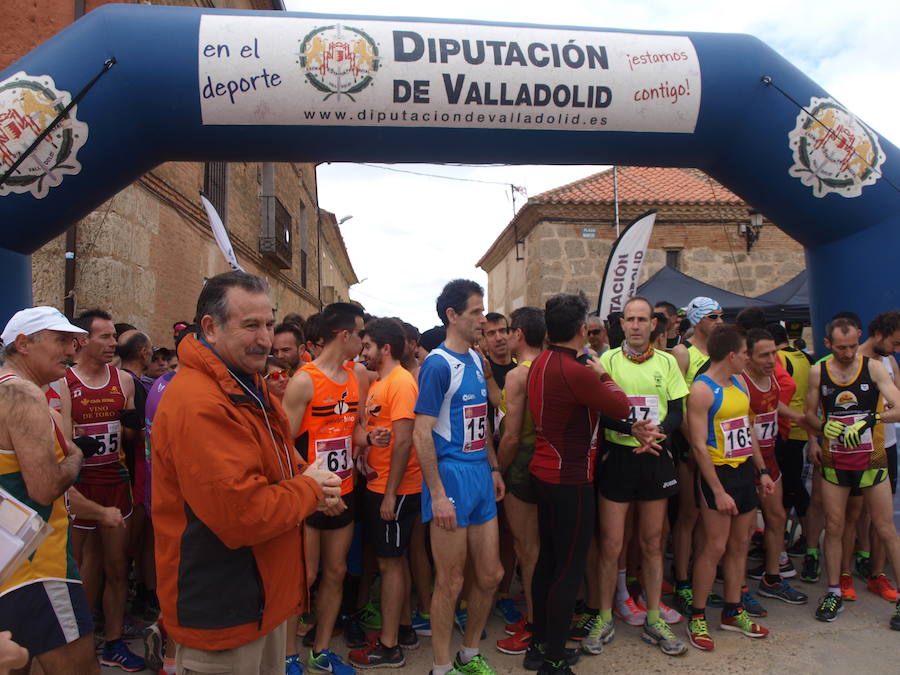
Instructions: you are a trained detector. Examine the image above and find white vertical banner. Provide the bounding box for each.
[596,210,657,319]
[200,192,244,272]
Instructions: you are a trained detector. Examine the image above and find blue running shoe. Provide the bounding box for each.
[741,589,768,618]
[454,608,486,640]
[286,654,305,675]
[100,639,145,672]
[307,649,355,675]
[494,596,523,624]
[412,610,432,636]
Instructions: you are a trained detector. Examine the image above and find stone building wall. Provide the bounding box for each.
[486,201,805,312]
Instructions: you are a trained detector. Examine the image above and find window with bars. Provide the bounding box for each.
[203,162,228,226]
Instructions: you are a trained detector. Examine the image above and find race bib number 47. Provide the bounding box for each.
[626,395,660,425]
[463,403,487,453]
[720,415,752,459]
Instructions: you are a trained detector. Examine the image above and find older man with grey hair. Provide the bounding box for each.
[0,306,99,674]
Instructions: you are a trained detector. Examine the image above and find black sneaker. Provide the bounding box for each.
[342,613,368,649]
[398,624,419,650]
[786,535,807,558]
[523,643,580,671]
[801,554,821,583]
[891,602,900,631]
[855,554,873,581]
[747,544,766,561]
[302,623,317,648]
[536,659,575,675]
[747,563,766,580]
[815,592,844,622]
[568,610,597,641]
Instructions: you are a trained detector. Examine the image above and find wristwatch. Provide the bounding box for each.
[490,465,502,473]
[758,468,771,476]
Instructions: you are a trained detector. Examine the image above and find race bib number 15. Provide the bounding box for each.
[463,403,487,452]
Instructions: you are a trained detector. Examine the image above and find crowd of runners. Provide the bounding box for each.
[2,271,900,675]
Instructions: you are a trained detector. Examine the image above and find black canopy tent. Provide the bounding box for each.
[635,267,810,324]
[754,271,811,323]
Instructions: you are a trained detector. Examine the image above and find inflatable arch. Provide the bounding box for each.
[1,4,898,337]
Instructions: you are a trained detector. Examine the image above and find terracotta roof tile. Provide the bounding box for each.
[531,166,743,205]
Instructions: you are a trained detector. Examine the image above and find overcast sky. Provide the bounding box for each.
[285,0,900,331]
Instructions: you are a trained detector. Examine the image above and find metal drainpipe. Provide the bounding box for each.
[64,0,86,318]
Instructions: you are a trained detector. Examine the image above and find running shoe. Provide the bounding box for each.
[661,578,674,595]
[855,553,873,581]
[672,587,693,618]
[568,611,597,641]
[535,659,574,675]
[356,602,382,630]
[286,654,305,675]
[779,557,798,578]
[840,573,857,601]
[614,596,646,626]
[740,588,768,617]
[868,574,900,602]
[891,602,900,631]
[580,617,614,655]
[454,608,487,639]
[349,640,405,669]
[757,577,808,604]
[411,610,432,636]
[707,592,725,608]
[523,643,579,671]
[641,619,687,656]
[496,630,531,655]
[747,544,766,561]
[748,559,796,580]
[815,593,843,622]
[453,653,497,675]
[142,623,163,672]
[398,624,419,650]
[800,553,820,583]
[786,535,807,558]
[687,616,714,651]
[505,617,527,636]
[720,608,769,638]
[494,596,523,624]
[635,596,683,624]
[342,614,368,649]
[308,649,355,675]
[100,639,146,672]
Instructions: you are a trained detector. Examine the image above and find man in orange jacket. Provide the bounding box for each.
[152,271,341,673]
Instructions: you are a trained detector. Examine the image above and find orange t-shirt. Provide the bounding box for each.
[296,362,359,496]
[363,366,421,495]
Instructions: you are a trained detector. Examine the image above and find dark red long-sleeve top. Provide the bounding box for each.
[527,345,630,485]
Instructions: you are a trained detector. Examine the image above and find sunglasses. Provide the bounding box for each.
[587,329,604,336]
[265,371,288,382]
[704,313,724,321]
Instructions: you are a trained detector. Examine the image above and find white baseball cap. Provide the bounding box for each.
[1,306,87,346]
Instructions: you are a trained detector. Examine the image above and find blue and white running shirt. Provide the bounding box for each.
[415,343,489,462]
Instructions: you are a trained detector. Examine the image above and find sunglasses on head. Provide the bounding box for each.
[265,371,288,381]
